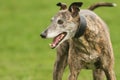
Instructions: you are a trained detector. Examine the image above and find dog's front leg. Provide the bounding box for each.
[68,62,81,80]
[53,41,69,80]
[93,69,104,80]
[68,69,80,80]
[68,49,81,80]
[103,67,116,80]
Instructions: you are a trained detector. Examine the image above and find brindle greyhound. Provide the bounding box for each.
[40,2,116,80]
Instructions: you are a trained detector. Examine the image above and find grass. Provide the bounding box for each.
[0,0,120,80]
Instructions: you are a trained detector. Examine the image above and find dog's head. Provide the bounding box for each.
[40,2,83,49]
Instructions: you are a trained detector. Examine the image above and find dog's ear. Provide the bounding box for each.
[68,2,83,17]
[57,2,67,10]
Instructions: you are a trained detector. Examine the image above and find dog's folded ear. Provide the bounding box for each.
[68,2,83,17]
[57,2,67,10]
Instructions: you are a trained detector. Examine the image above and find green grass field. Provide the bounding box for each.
[0,0,120,80]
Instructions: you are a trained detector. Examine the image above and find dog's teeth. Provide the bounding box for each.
[49,43,56,48]
[52,44,56,47]
[49,44,52,46]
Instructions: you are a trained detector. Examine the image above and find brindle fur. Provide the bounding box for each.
[40,2,116,80]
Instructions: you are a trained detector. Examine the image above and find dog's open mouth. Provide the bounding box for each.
[49,32,67,49]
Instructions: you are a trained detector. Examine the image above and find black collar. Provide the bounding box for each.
[74,15,87,38]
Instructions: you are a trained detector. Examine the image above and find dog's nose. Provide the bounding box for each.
[40,33,46,38]
[40,30,48,38]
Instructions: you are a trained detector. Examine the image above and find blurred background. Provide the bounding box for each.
[0,0,120,80]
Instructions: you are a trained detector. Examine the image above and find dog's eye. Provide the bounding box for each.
[57,19,64,24]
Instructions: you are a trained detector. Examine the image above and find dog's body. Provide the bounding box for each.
[40,2,116,80]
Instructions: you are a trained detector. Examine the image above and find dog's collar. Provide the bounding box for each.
[74,15,87,38]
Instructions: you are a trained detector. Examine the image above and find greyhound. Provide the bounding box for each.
[40,2,116,80]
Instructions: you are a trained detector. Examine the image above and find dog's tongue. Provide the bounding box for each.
[50,33,65,49]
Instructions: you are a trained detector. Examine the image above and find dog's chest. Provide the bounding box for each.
[69,37,100,69]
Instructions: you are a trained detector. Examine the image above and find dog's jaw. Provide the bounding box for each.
[49,32,67,49]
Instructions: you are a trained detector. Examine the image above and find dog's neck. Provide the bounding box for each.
[74,15,87,38]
